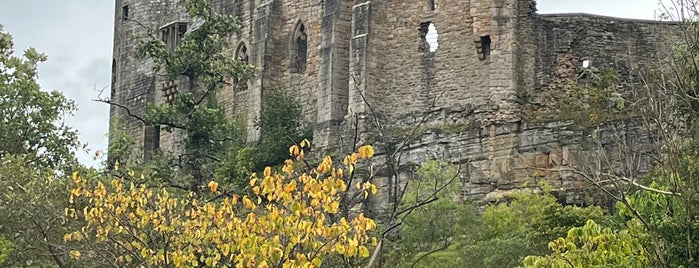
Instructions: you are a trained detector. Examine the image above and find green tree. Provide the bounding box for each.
[0,25,78,169]
[538,2,699,267]
[0,25,83,267]
[523,220,649,268]
[380,161,478,268]
[254,88,310,170]
[461,186,608,268]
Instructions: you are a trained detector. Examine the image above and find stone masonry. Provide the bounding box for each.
[110,0,682,204]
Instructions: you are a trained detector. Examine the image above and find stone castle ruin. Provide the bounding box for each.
[110,0,681,204]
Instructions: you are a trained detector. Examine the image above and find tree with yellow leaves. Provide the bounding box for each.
[66,142,378,267]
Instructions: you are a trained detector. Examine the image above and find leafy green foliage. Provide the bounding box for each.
[254,88,311,170]
[0,24,78,169]
[133,0,252,191]
[0,24,86,268]
[461,187,608,268]
[524,220,649,268]
[135,0,252,88]
[382,161,478,268]
[564,68,625,126]
[617,173,699,267]
[0,235,12,266]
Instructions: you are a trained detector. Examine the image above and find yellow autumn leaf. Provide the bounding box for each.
[69,250,81,259]
[359,246,370,258]
[300,139,310,148]
[207,181,219,192]
[358,145,374,158]
[289,145,300,156]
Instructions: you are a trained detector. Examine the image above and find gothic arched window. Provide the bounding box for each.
[290,21,308,73]
[235,42,249,90]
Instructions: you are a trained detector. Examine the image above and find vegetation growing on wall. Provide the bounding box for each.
[521,67,628,129]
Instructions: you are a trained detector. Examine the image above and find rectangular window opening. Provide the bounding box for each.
[479,35,491,60]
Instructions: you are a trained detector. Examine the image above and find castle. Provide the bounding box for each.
[110,0,680,204]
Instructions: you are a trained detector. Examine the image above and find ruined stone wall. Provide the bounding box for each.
[365,0,525,128]
[110,0,685,205]
[358,8,683,204]
[531,14,681,105]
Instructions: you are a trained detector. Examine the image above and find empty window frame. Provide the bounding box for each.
[111,59,116,99]
[581,59,591,68]
[161,22,188,51]
[143,125,161,160]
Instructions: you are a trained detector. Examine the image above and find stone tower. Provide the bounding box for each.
[111,0,680,203]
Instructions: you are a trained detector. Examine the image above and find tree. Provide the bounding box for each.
[523,220,649,268]
[380,160,478,268]
[459,185,608,268]
[0,25,78,169]
[0,24,84,268]
[66,143,378,267]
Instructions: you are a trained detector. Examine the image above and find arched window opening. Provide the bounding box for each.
[235,42,249,90]
[419,22,439,52]
[290,22,308,73]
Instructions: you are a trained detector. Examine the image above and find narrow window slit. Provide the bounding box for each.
[476,35,491,60]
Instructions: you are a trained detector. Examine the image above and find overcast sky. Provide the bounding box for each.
[0,0,664,167]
